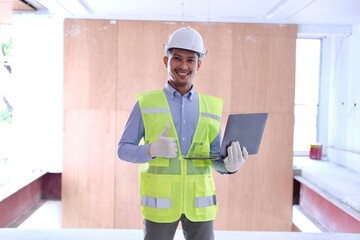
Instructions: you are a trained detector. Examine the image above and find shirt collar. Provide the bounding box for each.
[164,81,194,101]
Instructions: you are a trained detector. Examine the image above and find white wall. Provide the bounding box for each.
[323,24,360,173]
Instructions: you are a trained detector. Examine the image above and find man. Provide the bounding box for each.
[118,26,248,240]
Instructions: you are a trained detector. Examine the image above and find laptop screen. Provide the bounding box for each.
[184,112,268,160]
[219,113,268,157]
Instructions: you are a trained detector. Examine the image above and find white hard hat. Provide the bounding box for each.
[164,26,207,60]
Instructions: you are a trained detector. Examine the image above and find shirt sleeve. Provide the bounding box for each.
[117,101,153,163]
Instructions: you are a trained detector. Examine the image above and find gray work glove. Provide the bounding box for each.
[149,125,177,158]
[224,141,248,172]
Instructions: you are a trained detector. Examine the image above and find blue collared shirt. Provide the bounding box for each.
[117,82,227,173]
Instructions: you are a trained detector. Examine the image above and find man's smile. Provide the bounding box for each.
[175,70,190,77]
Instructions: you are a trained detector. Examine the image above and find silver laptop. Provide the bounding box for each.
[184,113,268,160]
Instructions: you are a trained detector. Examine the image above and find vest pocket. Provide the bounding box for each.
[141,173,175,218]
[194,178,217,217]
[194,179,216,198]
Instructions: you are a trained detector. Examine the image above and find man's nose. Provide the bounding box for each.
[178,60,187,68]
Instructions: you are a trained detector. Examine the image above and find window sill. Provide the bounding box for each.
[293,157,360,221]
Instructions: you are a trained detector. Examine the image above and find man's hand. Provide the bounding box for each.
[224,141,248,173]
[149,125,177,158]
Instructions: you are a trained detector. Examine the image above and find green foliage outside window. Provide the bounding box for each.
[0,110,12,123]
[1,39,12,57]
[1,39,13,124]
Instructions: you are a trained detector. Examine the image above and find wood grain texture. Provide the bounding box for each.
[63,19,117,228]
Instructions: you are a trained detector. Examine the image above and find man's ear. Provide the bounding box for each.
[197,60,202,70]
[163,56,168,67]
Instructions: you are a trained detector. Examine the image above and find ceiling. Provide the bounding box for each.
[8,0,360,26]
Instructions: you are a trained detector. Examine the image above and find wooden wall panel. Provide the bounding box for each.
[64,20,117,110]
[63,19,117,228]
[116,21,169,111]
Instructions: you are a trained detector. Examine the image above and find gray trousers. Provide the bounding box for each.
[143,214,214,240]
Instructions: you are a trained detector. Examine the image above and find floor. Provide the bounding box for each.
[17,200,322,237]
[292,205,323,233]
[16,200,186,239]
[11,202,360,239]
[17,200,62,229]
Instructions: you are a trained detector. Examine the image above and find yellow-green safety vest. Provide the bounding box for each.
[137,90,223,223]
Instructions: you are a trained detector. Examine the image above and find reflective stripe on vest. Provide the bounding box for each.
[142,196,171,209]
[200,112,221,121]
[195,195,217,208]
[142,195,216,209]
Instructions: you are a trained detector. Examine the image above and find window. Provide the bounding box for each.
[0,15,63,195]
[293,39,321,155]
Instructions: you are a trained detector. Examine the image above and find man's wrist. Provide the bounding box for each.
[148,144,155,158]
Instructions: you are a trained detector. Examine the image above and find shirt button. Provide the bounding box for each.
[182,137,185,141]
[183,120,186,124]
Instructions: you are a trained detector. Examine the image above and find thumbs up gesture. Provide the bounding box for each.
[149,125,178,158]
